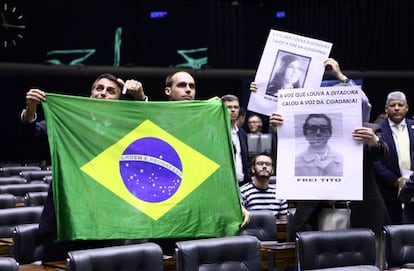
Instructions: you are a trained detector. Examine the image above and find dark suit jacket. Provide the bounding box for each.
[400,177,414,223]
[237,127,251,185]
[373,118,414,223]
[290,125,390,238]
[19,119,50,163]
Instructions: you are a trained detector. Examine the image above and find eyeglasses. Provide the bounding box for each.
[255,161,272,166]
[305,125,331,136]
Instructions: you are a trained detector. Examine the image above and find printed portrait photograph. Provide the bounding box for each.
[294,113,344,177]
[265,50,311,97]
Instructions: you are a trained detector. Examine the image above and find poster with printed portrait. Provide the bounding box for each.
[248,29,332,116]
[265,50,311,97]
[275,86,363,200]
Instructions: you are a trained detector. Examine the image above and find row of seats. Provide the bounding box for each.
[0,192,48,208]
[0,184,49,203]
[0,166,51,207]
[296,224,414,270]
[0,173,52,184]
[2,209,413,270]
[7,224,263,269]
[3,210,274,264]
[0,235,261,271]
[0,166,51,178]
[8,225,413,271]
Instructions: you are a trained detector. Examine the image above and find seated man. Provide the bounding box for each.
[240,152,287,220]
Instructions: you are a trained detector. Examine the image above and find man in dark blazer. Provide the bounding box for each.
[373,90,414,224]
[221,94,251,186]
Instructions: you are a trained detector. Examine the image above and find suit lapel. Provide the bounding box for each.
[406,119,414,170]
[381,120,398,157]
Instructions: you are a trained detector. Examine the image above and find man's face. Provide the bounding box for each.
[223,100,240,123]
[90,78,121,100]
[252,155,273,178]
[304,117,331,148]
[248,116,262,134]
[165,72,196,101]
[385,99,408,124]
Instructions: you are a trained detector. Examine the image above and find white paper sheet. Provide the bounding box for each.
[248,29,332,116]
[275,86,363,200]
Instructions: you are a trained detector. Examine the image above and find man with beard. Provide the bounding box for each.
[240,152,287,220]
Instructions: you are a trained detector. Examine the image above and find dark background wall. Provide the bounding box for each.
[2,0,414,163]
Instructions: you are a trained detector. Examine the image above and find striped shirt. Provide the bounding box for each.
[240,182,288,216]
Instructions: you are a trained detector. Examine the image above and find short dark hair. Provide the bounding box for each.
[250,152,275,167]
[303,113,332,136]
[221,94,239,103]
[92,73,123,93]
[165,71,195,87]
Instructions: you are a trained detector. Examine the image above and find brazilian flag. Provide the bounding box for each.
[42,93,242,240]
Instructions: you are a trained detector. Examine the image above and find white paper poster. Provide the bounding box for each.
[275,86,363,200]
[248,29,332,116]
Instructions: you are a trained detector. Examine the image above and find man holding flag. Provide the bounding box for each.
[20,73,147,261]
[22,71,249,261]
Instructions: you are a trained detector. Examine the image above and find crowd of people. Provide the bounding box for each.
[19,56,414,262]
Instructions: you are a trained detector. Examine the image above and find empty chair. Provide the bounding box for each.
[24,192,48,207]
[296,228,379,271]
[0,206,43,238]
[0,183,49,203]
[0,166,41,177]
[0,194,17,209]
[43,175,53,185]
[0,257,19,271]
[382,224,414,270]
[239,210,277,241]
[0,163,20,168]
[0,176,27,185]
[20,170,52,183]
[67,243,163,271]
[11,223,43,264]
[175,235,262,271]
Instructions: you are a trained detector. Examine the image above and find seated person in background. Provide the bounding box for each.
[247,114,263,135]
[240,152,287,220]
[246,114,272,157]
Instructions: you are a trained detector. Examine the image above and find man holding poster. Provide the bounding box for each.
[271,86,390,237]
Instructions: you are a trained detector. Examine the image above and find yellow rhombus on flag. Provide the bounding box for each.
[81,119,220,220]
